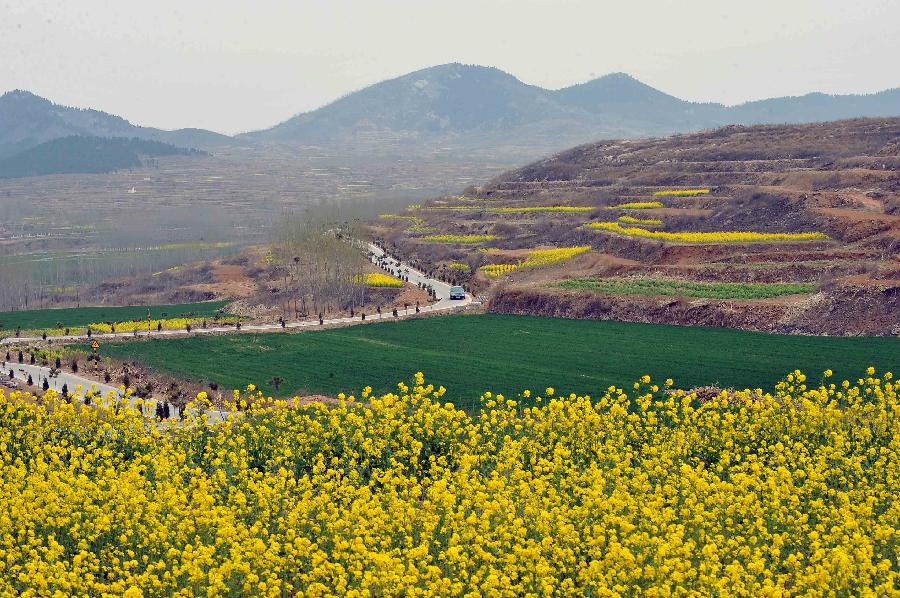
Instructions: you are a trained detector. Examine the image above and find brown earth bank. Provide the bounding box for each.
[369,118,900,336]
[487,284,900,336]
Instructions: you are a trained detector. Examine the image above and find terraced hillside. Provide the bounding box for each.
[370,118,900,335]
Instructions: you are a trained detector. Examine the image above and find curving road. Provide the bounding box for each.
[0,242,473,417]
[0,242,473,346]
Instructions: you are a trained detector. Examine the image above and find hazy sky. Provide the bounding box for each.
[1,0,898,134]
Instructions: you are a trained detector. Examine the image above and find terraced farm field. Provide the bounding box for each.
[97,314,899,405]
[558,278,816,300]
[0,300,231,334]
[371,119,900,336]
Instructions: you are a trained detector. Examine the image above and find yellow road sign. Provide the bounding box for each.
[90,340,100,351]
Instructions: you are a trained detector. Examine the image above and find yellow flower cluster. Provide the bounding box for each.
[520,246,591,268]
[608,202,665,209]
[479,263,519,277]
[352,272,405,288]
[588,222,829,244]
[0,368,896,595]
[447,262,471,271]
[36,316,240,337]
[618,215,662,226]
[420,234,498,244]
[480,246,591,278]
[652,189,711,197]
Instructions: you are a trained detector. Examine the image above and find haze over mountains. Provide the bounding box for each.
[2,63,899,170]
[246,64,900,158]
[0,90,231,160]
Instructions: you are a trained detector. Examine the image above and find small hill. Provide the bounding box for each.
[372,118,900,336]
[0,136,206,178]
[0,90,232,159]
[242,64,565,144]
[244,63,900,160]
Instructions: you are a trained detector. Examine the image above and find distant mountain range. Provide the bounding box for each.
[0,136,206,178]
[0,90,230,160]
[2,64,900,167]
[244,64,900,158]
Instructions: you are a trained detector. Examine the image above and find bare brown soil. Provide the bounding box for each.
[489,281,900,336]
[376,118,900,336]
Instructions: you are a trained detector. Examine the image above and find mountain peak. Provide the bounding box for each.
[0,89,51,105]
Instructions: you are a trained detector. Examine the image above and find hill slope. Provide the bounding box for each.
[0,136,206,178]
[245,63,900,159]
[0,90,232,159]
[372,118,900,336]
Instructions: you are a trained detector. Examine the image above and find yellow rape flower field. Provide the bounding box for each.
[352,272,405,288]
[588,222,829,244]
[0,368,896,595]
[480,246,590,278]
[447,262,470,271]
[32,316,241,337]
[480,263,519,277]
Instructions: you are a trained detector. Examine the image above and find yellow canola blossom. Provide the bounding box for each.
[480,246,591,277]
[520,246,591,267]
[0,369,896,595]
[479,263,519,277]
[653,189,711,197]
[352,272,405,288]
[588,222,829,244]
[87,317,239,334]
[607,201,665,209]
[34,316,240,337]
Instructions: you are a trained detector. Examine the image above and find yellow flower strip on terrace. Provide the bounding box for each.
[37,316,240,336]
[520,246,591,267]
[653,189,711,197]
[607,201,665,209]
[0,368,896,595]
[420,234,497,244]
[618,215,663,226]
[479,263,519,277]
[447,262,470,271]
[352,272,405,288]
[480,246,591,277]
[588,222,828,244]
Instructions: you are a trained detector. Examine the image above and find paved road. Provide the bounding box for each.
[1,359,231,422]
[2,360,121,398]
[0,242,471,421]
[0,242,473,346]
